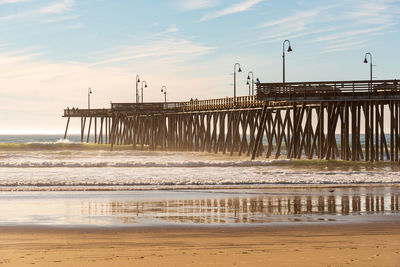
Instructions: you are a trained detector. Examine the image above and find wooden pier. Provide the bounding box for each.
[63,79,400,161]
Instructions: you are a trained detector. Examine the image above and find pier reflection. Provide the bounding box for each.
[80,191,400,225]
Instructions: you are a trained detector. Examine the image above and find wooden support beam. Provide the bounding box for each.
[390,101,394,161]
[64,117,70,140]
[251,102,268,160]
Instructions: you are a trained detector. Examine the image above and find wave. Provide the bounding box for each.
[0,158,398,170]
[0,159,289,168]
[0,139,130,151]
[0,179,398,188]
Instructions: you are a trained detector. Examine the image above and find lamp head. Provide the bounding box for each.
[287,45,292,52]
[89,88,92,94]
[364,58,368,64]
[246,81,250,85]
[145,83,148,88]
[238,67,242,72]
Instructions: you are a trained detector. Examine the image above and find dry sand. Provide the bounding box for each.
[1,223,400,267]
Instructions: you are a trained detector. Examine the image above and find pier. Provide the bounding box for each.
[63,79,400,161]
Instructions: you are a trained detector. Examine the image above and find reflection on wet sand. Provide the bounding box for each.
[80,190,400,225]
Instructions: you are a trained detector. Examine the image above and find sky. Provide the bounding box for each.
[0,0,399,134]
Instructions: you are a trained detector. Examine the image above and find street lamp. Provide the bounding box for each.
[141,81,148,103]
[135,74,140,103]
[88,88,92,110]
[234,63,242,105]
[247,71,254,95]
[282,39,293,88]
[364,52,373,82]
[161,85,167,103]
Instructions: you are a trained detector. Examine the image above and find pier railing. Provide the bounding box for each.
[111,102,182,112]
[257,79,400,101]
[63,108,111,117]
[180,95,263,111]
[109,96,264,113]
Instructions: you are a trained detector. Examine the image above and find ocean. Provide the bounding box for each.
[1,134,400,190]
[0,135,399,226]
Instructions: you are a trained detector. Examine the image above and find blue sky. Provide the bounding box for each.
[0,0,399,133]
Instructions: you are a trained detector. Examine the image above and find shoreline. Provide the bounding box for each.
[1,182,400,191]
[0,213,399,230]
[0,185,398,227]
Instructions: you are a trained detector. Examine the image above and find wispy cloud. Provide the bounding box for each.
[258,8,323,28]
[64,23,82,29]
[0,0,29,5]
[39,0,74,14]
[346,0,400,25]
[90,36,215,67]
[41,15,77,24]
[257,0,399,53]
[322,40,365,53]
[0,0,75,22]
[166,24,179,33]
[312,24,394,43]
[200,0,262,21]
[178,0,219,11]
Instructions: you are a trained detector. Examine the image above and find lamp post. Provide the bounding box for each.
[161,85,167,103]
[141,81,148,103]
[282,39,293,89]
[234,63,242,105]
[88,88,92,110]
[135,75,140,103]
[247,71,254,95]
[364,52,373,82]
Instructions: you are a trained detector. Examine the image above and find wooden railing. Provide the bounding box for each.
[63,108,111,117]
[111,102,182,111]
[64,96,264,116]
[257,79,400,100]
[180,95,263,111]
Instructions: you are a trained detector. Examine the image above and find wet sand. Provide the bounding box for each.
[0,186,399,226]
[1,223,400,266]
[1,186,399,266]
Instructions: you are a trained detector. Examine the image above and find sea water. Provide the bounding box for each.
[0,134,399,190]
[0,135,399,226]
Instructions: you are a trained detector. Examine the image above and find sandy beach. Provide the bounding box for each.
[1,223,400,267]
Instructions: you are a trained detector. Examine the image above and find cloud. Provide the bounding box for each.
[166,24,179,33]
[178,0,219,11]
[0,39,224,133]
[258,8,323,29]
[0,0,74,22]
[90,36,215,67]
[200,0,262,21]
[346,0,400,25]
[311,24,394,43]
[41,15,77,23]
[321,40,365,53]
[256,0,399,53]
[39,0,74,14]
[0,0,29,5]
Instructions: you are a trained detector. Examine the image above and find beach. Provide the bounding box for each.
[0,185,399,266]
[1,223,400,266]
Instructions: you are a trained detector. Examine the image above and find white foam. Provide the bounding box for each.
[0,149,399,188]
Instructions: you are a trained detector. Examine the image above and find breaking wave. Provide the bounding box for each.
[0,139,130,151]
